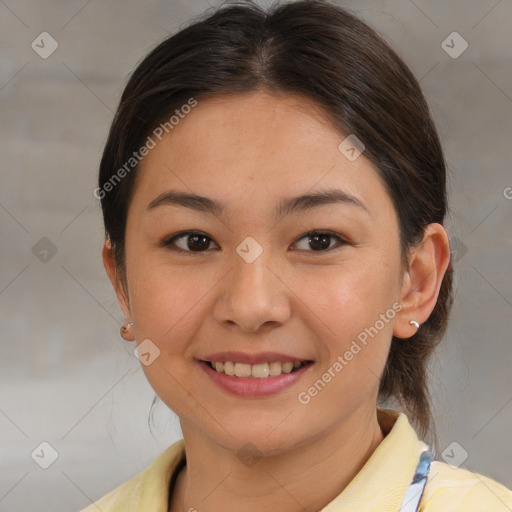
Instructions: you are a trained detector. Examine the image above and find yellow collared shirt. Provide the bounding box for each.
[78,408,512,511]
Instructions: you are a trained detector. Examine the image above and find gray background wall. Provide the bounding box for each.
[0,0,511,511]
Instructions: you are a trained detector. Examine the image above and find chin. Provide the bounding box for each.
[210,422,308,459]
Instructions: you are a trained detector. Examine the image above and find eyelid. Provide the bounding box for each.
[161,229,349,254]
[162,230,218,255]
[293,229,348,251]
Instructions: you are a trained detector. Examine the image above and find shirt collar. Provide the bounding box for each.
[319,408,429,511]
[126,408,427,512]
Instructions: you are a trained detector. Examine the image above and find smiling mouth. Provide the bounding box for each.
[202,360,313,378]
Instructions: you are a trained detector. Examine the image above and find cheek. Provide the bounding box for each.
[127,255,205,351]
[293,255,398,389]
[129,261,207,406]
[298,255,398,330]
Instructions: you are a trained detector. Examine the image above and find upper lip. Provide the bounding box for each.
[199,351,313,365]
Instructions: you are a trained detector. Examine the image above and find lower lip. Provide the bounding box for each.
[197,360,313,398]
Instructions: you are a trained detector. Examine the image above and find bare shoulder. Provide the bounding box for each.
[420,460,512,511]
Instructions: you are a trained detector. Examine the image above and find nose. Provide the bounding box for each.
[213,248,291,333]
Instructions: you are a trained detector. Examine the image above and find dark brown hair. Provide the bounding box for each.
[98,0,454,445]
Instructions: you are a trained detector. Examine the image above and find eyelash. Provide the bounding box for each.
[161,229,349,255]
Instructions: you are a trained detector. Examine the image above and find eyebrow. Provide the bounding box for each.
[146,188,370,218]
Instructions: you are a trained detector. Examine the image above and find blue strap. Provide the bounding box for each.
[399,448,432,511]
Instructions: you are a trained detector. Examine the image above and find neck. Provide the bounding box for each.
[169,407,387,512]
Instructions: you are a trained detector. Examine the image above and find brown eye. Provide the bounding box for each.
[293,230,347,253]
[162,229,347,255]
[163,231,218,254]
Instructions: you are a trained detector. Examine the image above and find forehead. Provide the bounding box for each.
[131,90,394,222]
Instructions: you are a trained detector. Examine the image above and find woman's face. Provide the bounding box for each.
[110,90,410,454]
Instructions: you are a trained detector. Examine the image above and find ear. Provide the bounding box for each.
[393,223,451,339]
[102,238,132,325]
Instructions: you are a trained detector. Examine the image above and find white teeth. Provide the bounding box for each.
[251,363,270,378]
[269,361,282,376]
[223,361,235,376]
[209,360,306,378]
[282,362,294,374]
[234,362,252,378]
